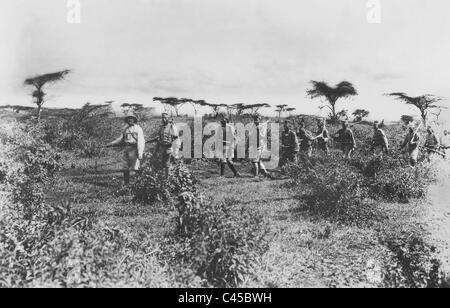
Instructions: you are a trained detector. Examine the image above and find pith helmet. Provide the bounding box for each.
[125,114,139,123]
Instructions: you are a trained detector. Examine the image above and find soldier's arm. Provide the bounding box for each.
[350,131,357,148]
[107,134,124,148]
[293,132,300,152]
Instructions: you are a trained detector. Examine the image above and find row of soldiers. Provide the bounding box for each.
[280,119,449,168]
[106,113,449,185]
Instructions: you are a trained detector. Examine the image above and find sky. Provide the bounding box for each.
[1,0,450,122]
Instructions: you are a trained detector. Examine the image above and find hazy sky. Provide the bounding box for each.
[1,0,450,121]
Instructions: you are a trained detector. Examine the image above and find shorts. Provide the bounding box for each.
[124,145,140,171]
[251,148,264,163]
[157,145,174,168]
[220,145,235,163]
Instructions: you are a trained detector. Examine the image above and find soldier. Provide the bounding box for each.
[219,117,240,177]
[251,115,271,179]
[332,121,356,159]
[371,122,389,156]
[297,122,315,158]
[148,113,179,176]
[401,126,420,167]
[106,114,145,185]
[280,120,299,167]
[424,126,440,162]
[316,120,330,154]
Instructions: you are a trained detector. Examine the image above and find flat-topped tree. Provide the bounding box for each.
[242,103,271,117]
[23,69,71,121]
[206,103,228,118]
[385,92,445,125]
[231,104,245,117]
[121,103,144,115]
[286,107,296,117]
[307,81,358,122]
[275,104,288,118]
[352,109,370,122]
[153,97,184,117]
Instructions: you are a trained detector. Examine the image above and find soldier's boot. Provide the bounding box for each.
[123,171,130,186]
[220,163,226,177]
[228,162,240,177]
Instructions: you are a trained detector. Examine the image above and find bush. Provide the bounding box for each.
[133,157,197,206]
[284,153,380,226]
[381,232,449,288]
[0,121,179,288]
[162,192,270,287]
[351,154,435,203]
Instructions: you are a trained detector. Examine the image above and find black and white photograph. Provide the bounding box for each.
[0,0,450,291]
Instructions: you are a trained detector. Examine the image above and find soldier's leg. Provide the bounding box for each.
[220,161,226,176]
[123,147,133,185]
[410,148,419,167]
[220,157,226,177]
[227,159,239,177]
[252,161,260,177]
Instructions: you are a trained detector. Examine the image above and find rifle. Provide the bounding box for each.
[423,146,446,158]
[411,122,422,144]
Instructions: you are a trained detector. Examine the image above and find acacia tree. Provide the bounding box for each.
[241,103,271,117]
[286,107,296,117]
[179,98,205,116]
[401,115,415,126]
[153,97,185,117]
[230,104,245,117]
[121,103,144,115]
[352,109,370,122]
[275,104,288,118]
[385,93,444,124]
[206,103,228,118]
[306,81,358,122]
[23,69,71,121]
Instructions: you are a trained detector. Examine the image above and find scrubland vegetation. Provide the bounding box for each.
[0,108,449,288]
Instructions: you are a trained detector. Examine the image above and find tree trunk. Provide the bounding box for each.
[37,102,43,122]
[421,110,427,125]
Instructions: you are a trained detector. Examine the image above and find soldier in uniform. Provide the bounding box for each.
[316,120,330,154]
[297,122,315,158]
[251,115,271,178]
[148,113,179,176]
[107,114,145,185]
[280,120,299,167]
[401,126,420,167]
[332,121,356,159]
[424,126,440,162]
[219,117,240,177]
[371,122,389,156]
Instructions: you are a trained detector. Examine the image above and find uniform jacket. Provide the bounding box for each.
[402,132,420,151]
[425,133,440,149]
[282,130,300,152]
[335,128,356,147]
[110,124,146,158]
[373,128,389,147]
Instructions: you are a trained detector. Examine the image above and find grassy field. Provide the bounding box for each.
[1,107,449,288]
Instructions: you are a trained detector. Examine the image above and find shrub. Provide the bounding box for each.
[351,154,435,203]
[381,232,449,288]
[133,157,197,206]
[162,192,270,288]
